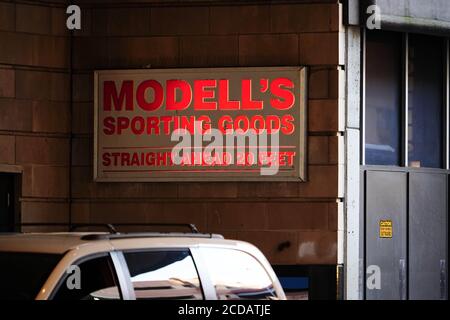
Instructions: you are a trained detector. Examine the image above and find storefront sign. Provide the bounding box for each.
[94,67,307,182]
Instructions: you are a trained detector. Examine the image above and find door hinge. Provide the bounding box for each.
[440,259,447,300]
[399,259,406,300]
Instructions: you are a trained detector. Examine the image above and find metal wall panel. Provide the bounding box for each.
[365,170,407,299]
[356,0,450,35]
[409,172,448,300]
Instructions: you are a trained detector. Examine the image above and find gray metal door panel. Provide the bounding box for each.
[366,171,407,300]
[409,172,448,300]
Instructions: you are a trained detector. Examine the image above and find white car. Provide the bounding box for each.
[0,225,285,300]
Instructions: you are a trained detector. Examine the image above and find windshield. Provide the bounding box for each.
[0,252,62,300]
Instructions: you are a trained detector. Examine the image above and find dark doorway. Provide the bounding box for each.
[272,265,337,300]
[0,173,18,232]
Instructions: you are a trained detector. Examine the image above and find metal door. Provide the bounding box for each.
[365,170,407,299]
[0,173,15,232]
[409,172,448,300]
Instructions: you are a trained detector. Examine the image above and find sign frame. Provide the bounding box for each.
[93,67,307,182]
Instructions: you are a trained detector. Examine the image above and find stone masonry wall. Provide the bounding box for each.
[0,0,71,228]
[0,0,344,265]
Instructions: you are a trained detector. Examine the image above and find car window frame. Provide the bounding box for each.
[48,251,124,300]
[110,251,135,300]
[190,247,216,300]
[118,247,207,300]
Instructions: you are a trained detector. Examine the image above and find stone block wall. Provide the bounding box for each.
[0,0,344,265]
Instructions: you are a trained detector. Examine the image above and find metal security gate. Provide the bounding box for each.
[362,167,448,300]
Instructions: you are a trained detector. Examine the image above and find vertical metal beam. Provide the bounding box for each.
[344,25,362,300]
[360,29,366,166]
[359,29,366,299]
[402,33,409,167]
[444,38,449,170]
[404,35,410,300]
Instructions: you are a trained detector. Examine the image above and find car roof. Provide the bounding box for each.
[0,232,230,255]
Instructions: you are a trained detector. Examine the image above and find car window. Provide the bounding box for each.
[52,254,121,300]
[0,252,62,300]
[123,250,203,300]
[200,247,278,300]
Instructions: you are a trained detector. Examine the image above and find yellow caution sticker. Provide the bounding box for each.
[379,220,393,238]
